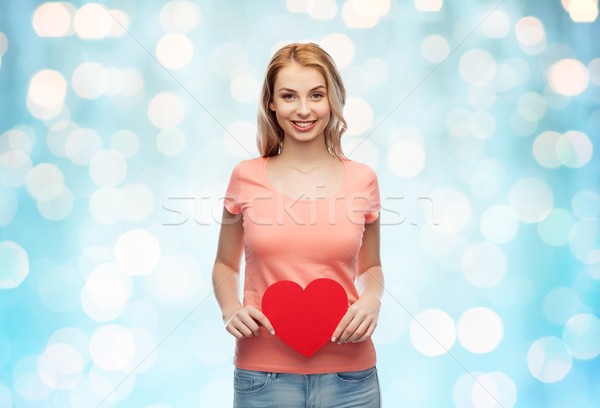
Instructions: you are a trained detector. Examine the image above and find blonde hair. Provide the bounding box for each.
[256,42,348,159]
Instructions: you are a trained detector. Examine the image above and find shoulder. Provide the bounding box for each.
[231,156,265,172]
[344,158,378,181]
[229,157,266,183]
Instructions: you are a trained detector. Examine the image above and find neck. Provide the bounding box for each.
[277,133,336,168]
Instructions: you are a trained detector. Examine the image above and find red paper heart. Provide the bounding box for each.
[261,278,348,358]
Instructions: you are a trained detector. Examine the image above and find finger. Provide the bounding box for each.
[238,313,261,336]
[227,326,244,339]
[230,314,256,337]
[233,321,254,337]
[339,315,362,343]
[353,322,376,343]
[347,320,371,343]
[245,307,275,334]
[331,310,355,342]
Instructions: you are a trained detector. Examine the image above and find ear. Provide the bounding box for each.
[269,100,275,111]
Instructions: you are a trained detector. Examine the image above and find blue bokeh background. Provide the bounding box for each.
[1,0,599,407]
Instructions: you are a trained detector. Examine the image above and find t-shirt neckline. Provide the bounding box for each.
[262,155,348,202]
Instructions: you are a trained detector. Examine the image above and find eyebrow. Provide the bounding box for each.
[278,85,326,92]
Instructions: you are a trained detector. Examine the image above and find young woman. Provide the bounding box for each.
[212,42,383,408]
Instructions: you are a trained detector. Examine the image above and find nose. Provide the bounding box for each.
[296,98,311,116]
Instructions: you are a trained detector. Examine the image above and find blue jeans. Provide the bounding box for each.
[233,365,381,408]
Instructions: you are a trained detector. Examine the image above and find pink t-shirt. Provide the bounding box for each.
[223,155,381,374]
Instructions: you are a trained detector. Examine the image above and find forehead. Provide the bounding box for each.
[274,63,326,89]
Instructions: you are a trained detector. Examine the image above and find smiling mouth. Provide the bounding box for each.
[291,120,317,128]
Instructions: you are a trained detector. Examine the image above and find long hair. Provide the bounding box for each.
[256,42,348,159]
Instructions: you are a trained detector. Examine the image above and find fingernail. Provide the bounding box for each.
[331,337,336,342]
[271,330,275,335]
[352,340,357,343]
[337,341,341,345]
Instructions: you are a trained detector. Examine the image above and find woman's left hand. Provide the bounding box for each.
[331,293,381,344]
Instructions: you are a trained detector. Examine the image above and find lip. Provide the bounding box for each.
[291,120,317,131]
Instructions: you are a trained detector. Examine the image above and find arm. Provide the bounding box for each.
[331,216,383,344]
[213,206,275,338]
[356,214,384,303]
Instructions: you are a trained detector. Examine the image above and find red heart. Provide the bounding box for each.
[261,278,348,358]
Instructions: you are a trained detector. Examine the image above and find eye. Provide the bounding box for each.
[282,94,294,100]
[313,93,324,99]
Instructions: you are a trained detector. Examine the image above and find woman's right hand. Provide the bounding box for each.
[223,305,276,339]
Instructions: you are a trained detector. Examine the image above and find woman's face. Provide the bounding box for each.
[269,63,331,144]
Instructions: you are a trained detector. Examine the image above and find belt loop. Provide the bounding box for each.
[271,372,278,380]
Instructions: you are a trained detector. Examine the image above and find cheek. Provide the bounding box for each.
[316,104,331,120]
[275,106,295,121]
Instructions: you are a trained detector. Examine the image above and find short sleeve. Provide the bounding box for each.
[364,168,381,223]
[224,164,242,214]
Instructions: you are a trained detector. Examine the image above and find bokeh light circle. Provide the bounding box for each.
[73,3,113,39]
[482,10,510,38]
[387,140,425,178]
[555,130,593,168]
[160,0,202,33]
[527,336,572,383]
[344,97,373,135]
[537,208,576,246]
[72,62,109,99]
[0,240,29,289]
[430,187,471,234]
[471,371,517,408]
[533,130,562,168]
[38,342,84,390]
[568,217,600,264]
[110,129,140,158]
[1,150,33,188]
[26,163,64,202]
[147,92,185,129]
[410,309,456,356]
[155,33,194,70]
[90,150,127,187]
[89,186,127,224]
[121,183,155,222]
[462,242,506,288]
[548,59,589,96]
[457,307,503,354]
[319,33,355,69]
[33,2,72,37]
[81,262,133,321]
[508,177,553,223]
[12,354,53,401]
[421,34,450,63]
[0,185,17,226]
[223,121,256,157]
[65,128,103,166]
[543,287,583,325]
[28,69,67,108]
[480,205,519,244]
[459,49,496,85]
[562,313,600,360]
[114,229,161,276]
[89,325,135,371]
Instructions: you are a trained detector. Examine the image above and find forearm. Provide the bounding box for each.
[212,261,243,320]
[356,266,384,301]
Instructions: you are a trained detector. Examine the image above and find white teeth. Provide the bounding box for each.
[293,121,315,128]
